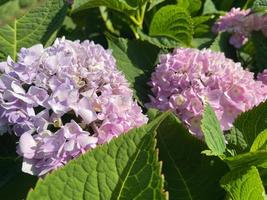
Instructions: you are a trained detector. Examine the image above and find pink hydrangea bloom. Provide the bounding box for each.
[258,69,267,85]
[213,8,267,48]
[0,38,148,176]
[147,48,267,137]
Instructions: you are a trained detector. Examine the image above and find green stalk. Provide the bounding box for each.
[129,24,140,39]
[128,2,147,37]
[99,6,120,36]
[243,0,254,9]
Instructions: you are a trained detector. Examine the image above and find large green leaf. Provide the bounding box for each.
[157,113,228,200]
[191,37,213,49]
[225,151,267,170]
[72,0,137,13]
[251,129,267,152]
[201,104,226,156]
[229,101,267,149]
[137,29,179,49]
[108,37,160,105]
[0,0,68,61]
[225,128,248,155]
[149,5,194,46]
[220,166,266,200]
[26,113,169,200]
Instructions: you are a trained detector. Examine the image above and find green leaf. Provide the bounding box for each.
[252,0,267,11]
[19,0,36,8]
[259,168,267,187]
[220,166,266,200]
[0,158,37,200]
[224,151,267,170]
[251,129,267,152]
[0,0,21,27]
[176,0,190,9]
[147,0,164,10]
[149,5,194,46]
[215,0,233,11]
[146,108,162,122]
[0,0,68,61]
[193,16,213,37]
[157,113,228,200]
[225,128,248,155]
[177,0,202,14]
[188,0,202,14]
[202,0,221,15]
[191,37,213,49]
[210,32,229,52]
[72,0,136,13]
[27,113,169,200]
[194,24,211,37]
[107,36,160,105]
[229,101,267,149]
[137,29,179,49]
[209,32,237,60]
[193,15,212,26]
[201,103,226,156]
[251,32,267,72]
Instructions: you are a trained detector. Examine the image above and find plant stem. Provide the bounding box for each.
[138,3,147,29]
[129,24,140,39]
[128,2,147,38]
[99,6,120,36]
[243,0,254,9]
[129,15,142,28]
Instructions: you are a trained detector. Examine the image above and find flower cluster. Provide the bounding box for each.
[0,38,148,176]
[213,8,267,48]
[147,48,267,137]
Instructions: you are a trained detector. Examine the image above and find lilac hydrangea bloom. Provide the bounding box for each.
[213,8,267,48]
[147,48,267,137]
[0,38,148,176]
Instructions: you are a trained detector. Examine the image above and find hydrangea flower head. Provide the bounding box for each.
[147,48,267,137]
[213,8,251,31]
[0,38,148,176]
[213,8,267,48]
